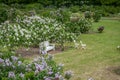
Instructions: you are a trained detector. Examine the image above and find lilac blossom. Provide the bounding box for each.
[48,71,53,75]
[18,61,22,66]
[35,63,44,71]
[0,58,4,63]
[47,54,54,60]
[12,65,15,69]
[58,63,64,70]
[5,59,12,66]
[55,73,60,79]
[58,75,64,80]
[34,58,38,62]
[54,73,64,80]
[11,56,18,61]
[25,64,32,71]
[42,50,47,55]
[44,77,51,80]
[42,61,47,69]
[35,70,39,75]
[8,72,15,78]
[25,67,32,72]
[19,73,24,78]
[64,70,73,79]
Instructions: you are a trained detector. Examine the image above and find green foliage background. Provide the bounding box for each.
[0,0,120,6]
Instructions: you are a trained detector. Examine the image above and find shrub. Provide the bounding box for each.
[84,11,92,19]
[0,53,72,80]
[69,6,80,13]
[0,52,15,59]
[65,70,73,80]
[10,3,25,9]
[7,8,17,22]
[71,13,81,17]
[97,26,104,33]
[66,18,92,34]
[93,11,101,22]
[25,3,43,10]
[80,5,94,12]
[67,12,92,34]
[50,8,71,23]
[0,8,8,24]
[70,13,81,22]
[94,6,120,17]
[0,15,77,51]
[39,10,52,18]
[0,6,18,24]
[79,18,92,33]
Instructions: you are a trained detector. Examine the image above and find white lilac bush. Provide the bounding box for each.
[0,15,77,50]
[0,53,72,80]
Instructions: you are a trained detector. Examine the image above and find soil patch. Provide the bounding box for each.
[15,47,67,58]
[89,66,120,80]
[107,66,120,75]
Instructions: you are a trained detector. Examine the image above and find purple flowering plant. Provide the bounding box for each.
[0,53,72,80]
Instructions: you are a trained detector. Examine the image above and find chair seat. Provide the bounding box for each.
[39,41,55,53]
[46,46,55,52]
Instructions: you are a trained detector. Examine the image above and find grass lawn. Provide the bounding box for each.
[54,19,120,80]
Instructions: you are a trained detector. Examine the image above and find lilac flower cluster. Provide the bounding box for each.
[0,15,77,51]
[65,70,73,79]
[8,71,15,78]
[0,58,4,63]
[0,54,72,80]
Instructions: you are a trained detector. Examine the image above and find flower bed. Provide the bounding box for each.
[0,53,72,80]
[0,15,77,50]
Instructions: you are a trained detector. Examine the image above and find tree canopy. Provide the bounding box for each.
[0,0,120,6]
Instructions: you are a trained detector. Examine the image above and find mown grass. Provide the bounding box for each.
[54,19,120,80]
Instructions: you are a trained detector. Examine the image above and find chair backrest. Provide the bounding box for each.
[44,41,49,47]
[80,41,82,44]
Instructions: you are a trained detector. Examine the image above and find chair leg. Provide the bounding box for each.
[53,47,55,51]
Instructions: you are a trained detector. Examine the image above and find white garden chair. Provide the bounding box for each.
[80,41,86,49]
[39,41,55,54]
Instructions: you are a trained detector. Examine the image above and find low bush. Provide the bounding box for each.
[39,9,52,18]
[50,8,71,23]
[69,6,80,13]
[93,11,101,22]
[0,52,15,59]
[0,53,72,80]
[94,6,120,17]
[78,18,92,33]
[25,3,43,10]
[7,8,18,22]
[80,5,95,12]
[80,5,120,17]
[80,5,89,12]
[0,4,18,24]
[84,11,92,19]
[65,15,92,35]
[0,15,77,51]
[10,3,25,9]
[0,8,8,24]
[70,13,81,22]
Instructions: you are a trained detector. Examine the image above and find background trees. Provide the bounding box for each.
[0,0,120,6]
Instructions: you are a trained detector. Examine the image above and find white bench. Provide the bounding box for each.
[39,41,55,54]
